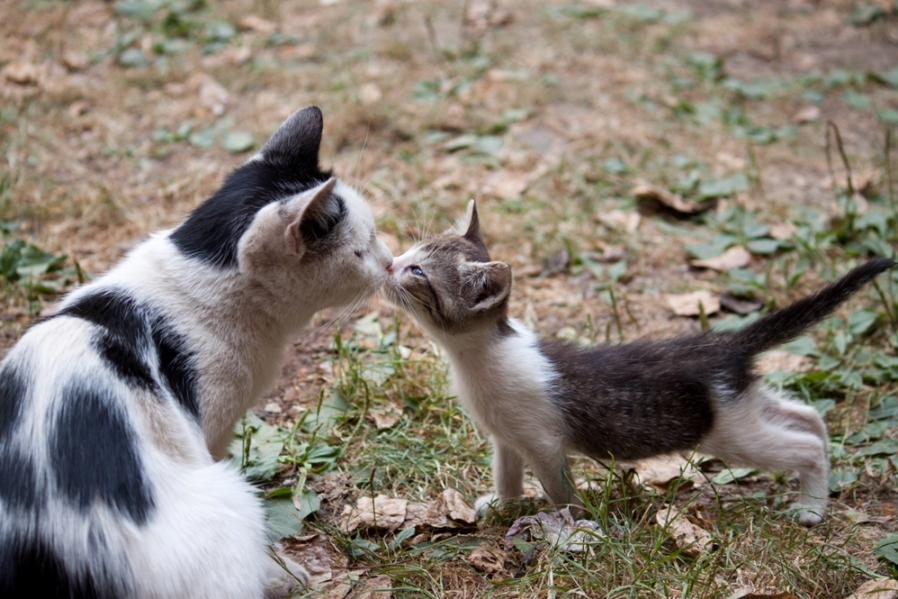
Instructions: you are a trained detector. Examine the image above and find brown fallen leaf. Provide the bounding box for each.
[691,246,751,271]
[359,83,383,105]
[656,504,713,557]
[466,546,507,575]
[340,495,408,533]
[756,351,814,375]
[844,579,898,599]
[633,183,710,215]
[345,574,393,598]
[769,221,797,240]
[3,62,40,85]
[666,291,720,317]
[792,105,821,124]
[279,534,349,587]
[238,15,278,32]
[597,210,641,234]
[634,454,701,491]
[368,402,402,430]
[405,488,477,529]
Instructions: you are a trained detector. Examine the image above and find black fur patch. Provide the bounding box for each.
[51,381,155,525]
[56,290,201,422]
[0,362,27,442]
[0,449,40,510]
[57,290,157,392]
[150,322,199,421]
[0,536,123,599]
[171,160,332,268]
[540,335,731,461]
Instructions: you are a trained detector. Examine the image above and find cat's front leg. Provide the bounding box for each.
[475,438,525,518]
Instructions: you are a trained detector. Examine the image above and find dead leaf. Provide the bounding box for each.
[844,579,898,599]
[634,454,700,491]
[345,574,393,598]
[466,546,507,575]
[692,246,751,271]
[655,504,713,557]
[505,507,604,552]
[769,221,796,240]
[792,105,821,124]
[279,534,349,587]
[263,402,282,414]
[62,50,89,72]
[597,210,641,234]
[186,73,229,115]
[239,15,278,32]
[720,293,762,315]
[4,62,39,85]
[756,351,814,375]
[359,83,383,105]
[66,2,111,28]
[368,402,401,430]
[482,171,530,200]
[666,291,720,317]
[440,488,477,524]
[340,495,408,533]
[634,183,710,215]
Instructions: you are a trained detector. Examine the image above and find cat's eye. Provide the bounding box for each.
[408,266,425,277]
[354,249,364,258]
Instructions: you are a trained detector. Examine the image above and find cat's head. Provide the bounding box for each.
[385,200,512,335]
[170,106,393,318]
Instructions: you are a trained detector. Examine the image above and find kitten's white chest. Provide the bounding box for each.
[444,321,565,444]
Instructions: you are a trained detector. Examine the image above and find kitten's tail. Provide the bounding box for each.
[730,257,895,355]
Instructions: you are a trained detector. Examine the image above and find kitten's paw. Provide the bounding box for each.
[266,548,310,598]
[475,493,502,520]
[791,505,825,527]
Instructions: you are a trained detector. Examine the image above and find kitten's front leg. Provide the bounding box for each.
[528,448,584,517]
[475,438,525,518]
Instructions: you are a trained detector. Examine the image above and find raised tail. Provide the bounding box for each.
[731,257,895,355]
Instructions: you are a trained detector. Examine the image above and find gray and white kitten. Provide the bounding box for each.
[0,106,393,598]
[385,200,894,527]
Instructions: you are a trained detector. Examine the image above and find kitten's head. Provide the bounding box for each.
[170,106,392,317]
[385,200,512,336]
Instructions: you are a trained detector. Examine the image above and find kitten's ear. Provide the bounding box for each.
[261,106,323,166]
[284,178,343,256]
[461,261,512,313]
[460,199,483,245]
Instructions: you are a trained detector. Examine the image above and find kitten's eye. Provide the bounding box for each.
[408,266,425,277]
[354,249,364,258]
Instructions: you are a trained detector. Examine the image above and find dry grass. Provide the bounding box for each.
[2,0,898,597]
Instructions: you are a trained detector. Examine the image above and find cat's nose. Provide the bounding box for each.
[386,260,394,273]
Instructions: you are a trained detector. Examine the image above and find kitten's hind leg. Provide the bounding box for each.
[701,397,829,526]
[476,439,525,518]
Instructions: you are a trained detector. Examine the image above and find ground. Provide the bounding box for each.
[2,0,898,597]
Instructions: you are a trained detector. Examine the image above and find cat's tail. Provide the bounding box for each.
[730,257,895,355]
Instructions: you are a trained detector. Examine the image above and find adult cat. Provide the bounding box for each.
[0,106,393,598]
[385,200,894,526]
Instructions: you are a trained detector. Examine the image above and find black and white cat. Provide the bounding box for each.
[0,106,393,598]
[385,200,894,527]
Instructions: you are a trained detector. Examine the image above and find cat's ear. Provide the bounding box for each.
[284,178,343,256]
[461,261,512,313]
[460,199,483,245]
[261,106,323,166]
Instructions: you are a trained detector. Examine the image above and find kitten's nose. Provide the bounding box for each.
[386,260,394,273]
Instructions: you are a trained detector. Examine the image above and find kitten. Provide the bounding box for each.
[0,106,393,598]
[385,200,894,527]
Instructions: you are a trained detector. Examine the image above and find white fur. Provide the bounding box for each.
[1,178,392,596]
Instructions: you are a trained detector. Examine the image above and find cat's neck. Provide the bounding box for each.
[430,317,516,363]
[88,234,315,458]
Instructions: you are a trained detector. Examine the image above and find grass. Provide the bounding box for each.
[3,0,898,597]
